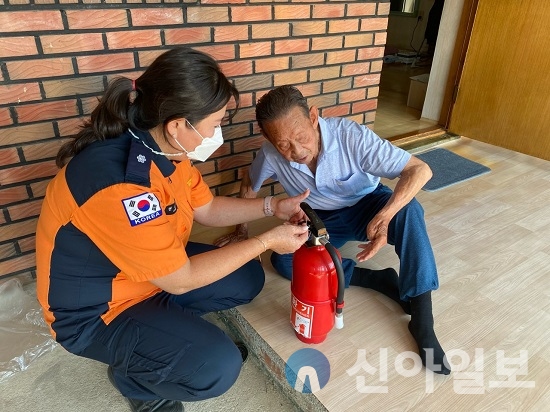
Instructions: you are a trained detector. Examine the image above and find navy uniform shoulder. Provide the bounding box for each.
[66,134,152,207]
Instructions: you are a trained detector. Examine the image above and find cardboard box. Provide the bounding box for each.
[407,73,430,110]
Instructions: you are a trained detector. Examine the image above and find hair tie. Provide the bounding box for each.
[131,79,136,91]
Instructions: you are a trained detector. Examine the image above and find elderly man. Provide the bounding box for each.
[216,85,450,375]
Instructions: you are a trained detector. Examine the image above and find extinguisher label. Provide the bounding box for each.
[291,295,314,339]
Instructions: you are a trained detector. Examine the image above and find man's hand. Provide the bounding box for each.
[356,214,389,262]
[273,189,310,222]
[214,224,248,247]
[356,156,431,261]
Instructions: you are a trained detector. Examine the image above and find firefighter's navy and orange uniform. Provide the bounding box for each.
[36,128,264,401]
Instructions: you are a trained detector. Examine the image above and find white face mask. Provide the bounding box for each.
[174,122,224,162]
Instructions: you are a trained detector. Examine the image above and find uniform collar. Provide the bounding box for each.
[126,128,176,178]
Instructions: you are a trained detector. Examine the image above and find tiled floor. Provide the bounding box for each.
[193,137,550,411]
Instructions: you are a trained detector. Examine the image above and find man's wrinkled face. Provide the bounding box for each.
[261,106,320,166]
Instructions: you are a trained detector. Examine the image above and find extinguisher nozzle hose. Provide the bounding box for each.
[324,242,345,322]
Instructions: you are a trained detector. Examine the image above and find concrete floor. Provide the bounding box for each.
[0,270,303,412]
[0,311,301,412]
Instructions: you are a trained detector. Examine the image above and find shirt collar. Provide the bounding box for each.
[318,116,339,156]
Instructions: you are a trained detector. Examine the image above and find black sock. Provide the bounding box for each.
[408,291,450,375]
[349,267,411,315]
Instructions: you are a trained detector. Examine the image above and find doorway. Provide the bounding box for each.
[448,0,550,160]
[373,0,446,140]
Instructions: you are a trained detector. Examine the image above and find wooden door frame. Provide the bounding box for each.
[438,0,479,128]
[383,0,479,145]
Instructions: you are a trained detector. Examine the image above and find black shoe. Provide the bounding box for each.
[236,342,248,364]
[124,398,184,412]
[107,366,184,412]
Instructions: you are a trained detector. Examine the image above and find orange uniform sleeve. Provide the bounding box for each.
[71,161,213,283]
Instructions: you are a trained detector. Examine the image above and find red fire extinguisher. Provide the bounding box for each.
[290,202,345,344]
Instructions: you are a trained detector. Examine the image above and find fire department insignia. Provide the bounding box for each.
[122,192,162,227]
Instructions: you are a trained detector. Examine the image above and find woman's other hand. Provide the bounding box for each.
[260,222,309,255]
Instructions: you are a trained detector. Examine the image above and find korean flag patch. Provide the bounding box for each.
[122,192,163,227]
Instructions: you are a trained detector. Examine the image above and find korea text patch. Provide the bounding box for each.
[122,192,162,227]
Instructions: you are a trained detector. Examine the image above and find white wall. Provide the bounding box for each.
[422,0,465,120]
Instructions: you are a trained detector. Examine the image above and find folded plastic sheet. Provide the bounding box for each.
[0,278,57,383]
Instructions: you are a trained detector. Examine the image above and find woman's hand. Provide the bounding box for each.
[259,222,309,255]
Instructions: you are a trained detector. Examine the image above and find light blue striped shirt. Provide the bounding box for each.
[249,116,411,210]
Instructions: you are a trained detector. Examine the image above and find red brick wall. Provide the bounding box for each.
[0,1,389,282]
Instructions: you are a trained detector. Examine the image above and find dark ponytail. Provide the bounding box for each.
[56,78,132,167]
[56,47,239,167]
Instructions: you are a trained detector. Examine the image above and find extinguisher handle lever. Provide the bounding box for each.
[300,202,328,239]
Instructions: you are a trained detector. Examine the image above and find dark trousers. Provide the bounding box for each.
[79,242,265,402]
[271,184,439,301]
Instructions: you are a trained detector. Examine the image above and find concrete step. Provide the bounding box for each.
[216,309,327,412]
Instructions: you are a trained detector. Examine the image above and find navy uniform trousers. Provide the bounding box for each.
[78,242,264,402]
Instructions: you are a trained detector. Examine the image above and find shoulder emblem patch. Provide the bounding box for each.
[122,192,163,227]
